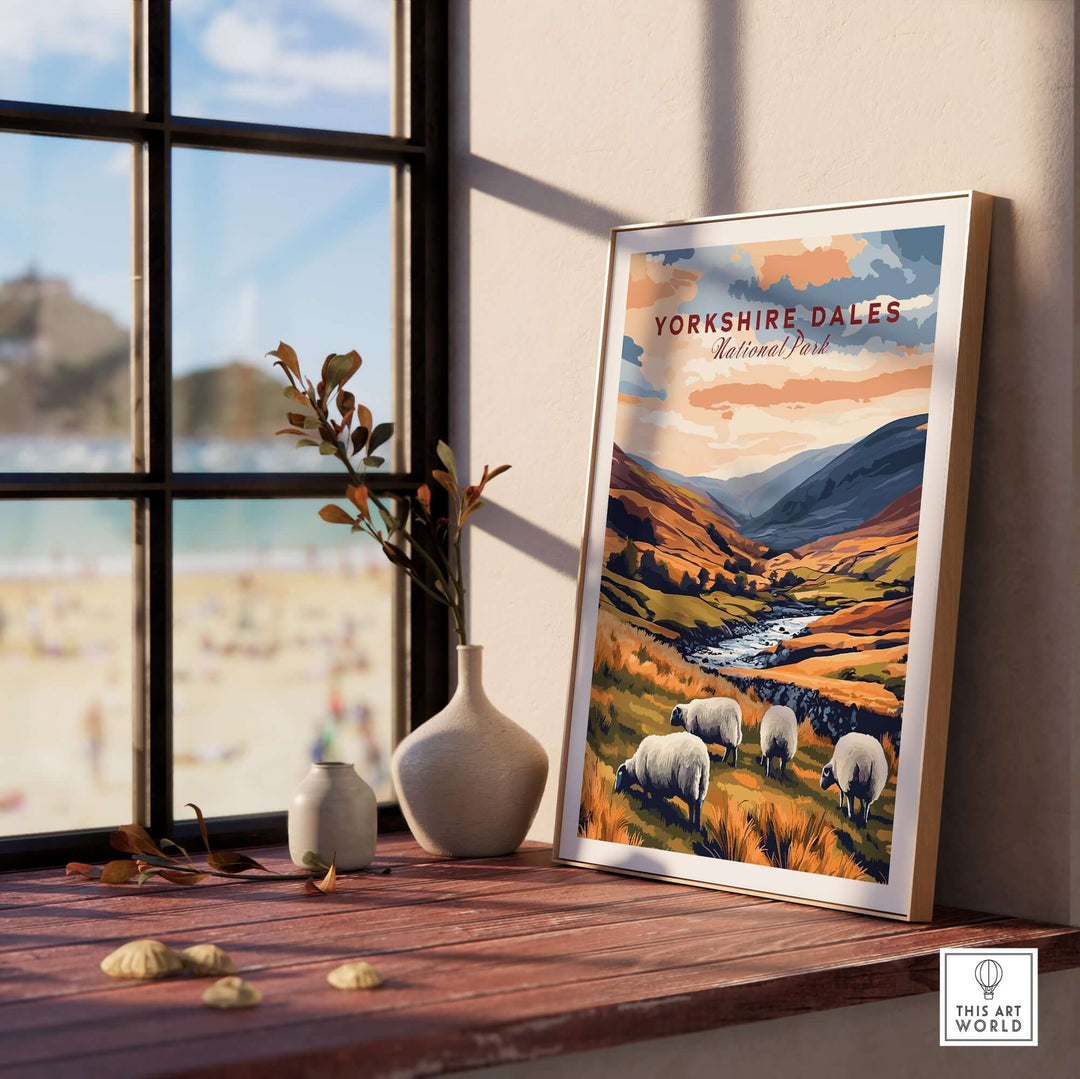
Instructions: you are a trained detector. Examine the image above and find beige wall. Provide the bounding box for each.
[450,0,1075,924]
[449,0,1075,1070]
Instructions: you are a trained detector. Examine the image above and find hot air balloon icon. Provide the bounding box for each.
[974,958,1004,1000]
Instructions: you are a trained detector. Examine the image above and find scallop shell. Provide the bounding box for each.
[327,960,384,990]
[180,944,237,977]
[100,939,184,980]
[202,976,261,1009]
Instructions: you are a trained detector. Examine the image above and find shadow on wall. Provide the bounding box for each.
[450,0,740,577]
[938,193,1073,924]
[473,502,579,579]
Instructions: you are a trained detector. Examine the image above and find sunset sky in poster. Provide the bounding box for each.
[616,228,944,480]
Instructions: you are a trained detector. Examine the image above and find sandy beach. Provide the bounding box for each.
[0,561,395,839]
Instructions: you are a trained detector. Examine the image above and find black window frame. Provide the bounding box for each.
[0,1,448,870]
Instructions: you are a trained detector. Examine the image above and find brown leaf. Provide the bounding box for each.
[185,803,213,856]
[354,404,373,434]
[100,859,141,885]
[274,428,309,438]
[303,859,338,895]
[379,540,412,570]
[323,351,362,393]
[208,850,268,873]
[159,870,209,886]
[459,499,485,526]
[65,862,97,879]
[319,504,355,525]
[109,823,165,858]
[351,426,369,456]
[346,485,370,519]
[436,440,457,480]
[287,411,306,427]
[416,484,431,514]
[336,389,355,417]
[268,342,301,381]
[431,469,456,498]
[368,422,394,455]
[486,463,511,481]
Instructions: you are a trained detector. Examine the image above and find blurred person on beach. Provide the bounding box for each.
[83,700,104,785]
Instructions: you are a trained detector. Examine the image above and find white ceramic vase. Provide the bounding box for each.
[391,645,548,858]
[288,762,377,870]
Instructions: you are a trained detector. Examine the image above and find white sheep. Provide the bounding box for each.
[614,732,710,829]
[820,732,889,827]
[670,696,743,766]
[759,704,798,780]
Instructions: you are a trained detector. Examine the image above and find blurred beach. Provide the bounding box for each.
[0,499,395,839]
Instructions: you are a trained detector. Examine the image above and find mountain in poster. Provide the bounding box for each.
[740,414,928,552]
[632,441,853,522]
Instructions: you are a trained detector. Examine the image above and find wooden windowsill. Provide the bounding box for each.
[1,834,1077,1077]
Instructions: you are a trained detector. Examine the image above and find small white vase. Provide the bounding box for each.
[288,762,377,870]
[391,645,548,858]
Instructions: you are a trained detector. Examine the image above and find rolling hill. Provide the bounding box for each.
[629,441,850,521]
[0,271,285,438]
[739,413,929,552]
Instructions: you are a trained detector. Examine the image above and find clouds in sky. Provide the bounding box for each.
[614,230,943,480]
[0,1,128,65]
[193,2,389,110]
[0,1,390,124]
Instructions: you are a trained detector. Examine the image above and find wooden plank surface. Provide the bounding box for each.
[0,835,1076,1078]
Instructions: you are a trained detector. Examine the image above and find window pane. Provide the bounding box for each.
[171,1,393,134]
[172,499,395,819]
[171,150,394,473]
[0,1,131,111]
[0,134,133,472]
[0,500,133,837]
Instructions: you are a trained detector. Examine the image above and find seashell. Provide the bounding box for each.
[100,939,184,980]
[202,976,261,1009]
[180,944,237,977]
[327,960,384,990]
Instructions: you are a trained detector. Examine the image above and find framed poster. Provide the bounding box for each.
[554,192,992,921]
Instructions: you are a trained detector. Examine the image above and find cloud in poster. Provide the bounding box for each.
[622,335,644,366]
[695,229,944,356]
[613,230,943,479]
[655,248,695,266]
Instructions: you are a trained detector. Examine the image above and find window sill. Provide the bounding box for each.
[2,834,1077,1076]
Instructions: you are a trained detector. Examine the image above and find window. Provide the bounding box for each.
[0,2,447,868]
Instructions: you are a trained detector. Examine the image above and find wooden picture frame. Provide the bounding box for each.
[553,192,992,921]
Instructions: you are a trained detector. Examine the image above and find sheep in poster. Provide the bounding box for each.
[819,732,889,827]
[614,732,710,830]
[670,697,743,766]
[759,704,798,780]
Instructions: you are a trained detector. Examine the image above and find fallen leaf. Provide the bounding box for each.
[208,850,268,873]
[108,825,165,858]
[100,860,142,885]
[65,862,96,879]
[185,803,213,856]
[159,870,209,886]
[303,860,337,895]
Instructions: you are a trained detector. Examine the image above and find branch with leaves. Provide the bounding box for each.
[268,342,510,645]
[65,804,389,896]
